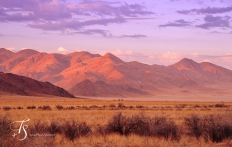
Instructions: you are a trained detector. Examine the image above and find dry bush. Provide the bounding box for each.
[214,103,229,108]
[38,105,52,110]
[62,121,91,141]
[118,103,125,108]
[128,106,134,109]
[184,114,232,142]
[109,104,116,108]
[29,120,49,134]
[56,105,63,110]
[0,116,11,138]
[17,106,23,110]
[136,105,144,109]
[193,105,201,108]
[149,117,180,140]
[106,112,138,136]
[82,106,89,110]
[0,115,29,147]
[98,113,147,136]
[3,106,12,111]
[27,106,36,109]
[202,115,232,142]
[47,121,62,135]
[184,115,203,139]
[105,112,180,140]
[89,105,99,109]
[65,106,75,110]
[29,120,91,142]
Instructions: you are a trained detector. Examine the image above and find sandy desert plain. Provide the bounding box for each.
[1,94,232,147]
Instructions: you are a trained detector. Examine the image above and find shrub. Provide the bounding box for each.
[27,106,36,109]
[0,116,11,137]
[202,115,232,142]
[184,114,232,142]
[106,112,138,135]
[129,106,134,109]
[65,106,75,110]
[48,122,62,134]
[184,115,203,139]
[178,104,187,108]
[38,105,52,110]
[214,103,228,108]
[130,115,150,136]
[82,106,89,110]
[193,105,200,108]
[3,106,12,111]
[56,105,63,110]
[149,117,180,140]
[89,105,99,109]
[109,104,116,108]
[29,120,48,134]
[118,103,125,108]
[63,121,91,141]
[105,113,180,140]
[17,106,23,109]
[136,105,144,109]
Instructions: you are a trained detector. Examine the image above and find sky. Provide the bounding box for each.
[0,0,232,69]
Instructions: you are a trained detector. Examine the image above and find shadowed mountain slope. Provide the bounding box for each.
[69,79,148,97]
[0,72,75,98]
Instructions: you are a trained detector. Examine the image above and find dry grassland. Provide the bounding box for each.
[1,95,232,147]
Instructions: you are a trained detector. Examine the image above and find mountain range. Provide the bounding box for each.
[1,48,232,97]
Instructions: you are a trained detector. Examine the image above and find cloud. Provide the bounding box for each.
[28,17,126,31]
[73,29,112,37]
[0,34,4,37]
[0,0,154,36]
[57,47,69,53]
[111,49,133,56]
[61,29,146,38]
[159,19,192,28]
[104,50,232,69]
[197,15,231,29]
[6,47,15,51]
[0,0,153,22]
[119,34,147,39]
[203,59,210,62]
[0,0,71,22]
[103,49,148,63]
[177,6,232,14]
[210,31,232,34]
[69,1,154,17]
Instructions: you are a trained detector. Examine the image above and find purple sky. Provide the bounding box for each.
[0,0,232,69]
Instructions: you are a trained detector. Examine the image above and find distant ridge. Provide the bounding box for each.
[171,58,201,71]
[69,79,148,97]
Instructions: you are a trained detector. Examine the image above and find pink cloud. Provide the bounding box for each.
[104,50,232,69]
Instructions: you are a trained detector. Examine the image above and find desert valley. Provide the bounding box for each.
[1,48,232,147]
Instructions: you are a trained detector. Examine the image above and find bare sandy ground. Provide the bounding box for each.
[73,93,232,102]
[1,93,232,102]
[0,94,232,102]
